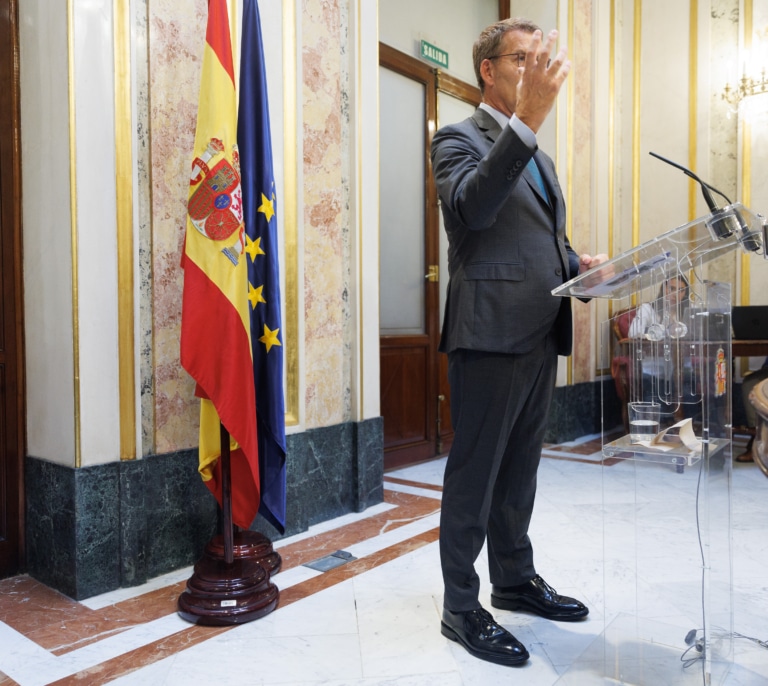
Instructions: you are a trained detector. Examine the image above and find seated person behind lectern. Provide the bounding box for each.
[738,358,768,462]
[628,275,693,422]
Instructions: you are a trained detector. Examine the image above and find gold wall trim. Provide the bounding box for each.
[356,0,362,417]
[741,0,753,305]
[67,0,81,468]
[283,0,299,426]
[565,0,573,245]
[555,0,561,162]
[606,0,616,333]
[356,0,370,417]
[565,0,574,386]
[608,0,615,264]
[608,0,616,330]
[688,0,698,220]
[632,0,642,248]
[115,0,136,460]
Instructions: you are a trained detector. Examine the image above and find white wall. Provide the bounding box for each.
[379,0,497,87]
[71,0,121,466]
[19,0,77,465]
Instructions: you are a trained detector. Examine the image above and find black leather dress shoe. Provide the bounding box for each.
[441,607,529,666]
[491,575,589,621]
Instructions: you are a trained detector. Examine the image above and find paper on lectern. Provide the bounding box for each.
[634,418,702,453]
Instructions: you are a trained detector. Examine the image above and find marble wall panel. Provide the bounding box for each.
[25,457,125,599]
[118,460,150,586]
[72,466,123,595]
[302,0,352,428]
[25,458,80,598]
[25,452,217,600]
[570,0,596,384]
[26,419,382,600]
[254,417,385,541]
[547,381,609,443]
[141,451,219,579]
[149,0,207,454]
[134,0,155,456]
[354,417,385,511]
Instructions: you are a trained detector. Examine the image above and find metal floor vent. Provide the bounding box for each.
[303,549,357,572]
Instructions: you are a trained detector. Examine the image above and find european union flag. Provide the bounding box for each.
[238,0,287,533]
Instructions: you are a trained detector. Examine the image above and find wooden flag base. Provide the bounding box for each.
[177,550,278,626]
[178,423,280,626]
[205,529,282,575]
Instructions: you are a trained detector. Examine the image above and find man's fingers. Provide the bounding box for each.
[548,46,570,74]
[539,29,559,65]
[524,30,543,69]
[529,29,558,70]
[526,29,567,75]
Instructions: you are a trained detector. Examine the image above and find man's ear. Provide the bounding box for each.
[479,59,493,89]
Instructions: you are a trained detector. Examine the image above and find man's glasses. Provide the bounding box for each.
[488,52,526,67]
[488,52,551,68]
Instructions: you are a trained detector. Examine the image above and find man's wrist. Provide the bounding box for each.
[509,115,536,150]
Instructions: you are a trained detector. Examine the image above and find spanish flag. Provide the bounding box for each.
[181,0,260,529]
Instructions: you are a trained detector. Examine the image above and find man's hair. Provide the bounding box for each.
[472,17,541,93]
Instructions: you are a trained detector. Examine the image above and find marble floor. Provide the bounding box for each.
[1,432,767,686]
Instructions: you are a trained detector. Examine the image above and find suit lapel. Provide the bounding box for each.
[472,108,501,144]
[537,155,564,231]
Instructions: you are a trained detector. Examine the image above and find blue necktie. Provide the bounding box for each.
[527,157,550,206]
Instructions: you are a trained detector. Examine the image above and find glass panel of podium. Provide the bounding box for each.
[552,204,764,685]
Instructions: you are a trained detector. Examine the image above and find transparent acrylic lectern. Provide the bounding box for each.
[551,204,764,685]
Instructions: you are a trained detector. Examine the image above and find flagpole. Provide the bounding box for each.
[177,420,280,625]
[220,423,234,565]
[219,422,281,573]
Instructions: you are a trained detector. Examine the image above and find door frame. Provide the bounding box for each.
[0,0,26,578]
[379,44,441,470]
[378,43,479,470]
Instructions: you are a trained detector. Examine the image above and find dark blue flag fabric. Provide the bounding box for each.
[238,0,287,533]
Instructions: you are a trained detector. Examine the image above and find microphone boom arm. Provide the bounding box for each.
[648,151,733,208]
[648,150,761,251]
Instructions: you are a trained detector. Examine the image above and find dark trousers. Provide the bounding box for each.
[440,336,558,612]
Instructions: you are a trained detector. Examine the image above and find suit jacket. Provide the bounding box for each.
[431,108,580,357]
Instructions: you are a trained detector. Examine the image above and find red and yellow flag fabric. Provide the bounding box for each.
[180,0,260,529]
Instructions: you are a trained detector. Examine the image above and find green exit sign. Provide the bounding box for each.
[420,40,448,68]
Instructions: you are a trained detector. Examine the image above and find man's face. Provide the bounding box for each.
[482,30,535,117]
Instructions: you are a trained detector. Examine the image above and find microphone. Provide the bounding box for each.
[648,152,760,251]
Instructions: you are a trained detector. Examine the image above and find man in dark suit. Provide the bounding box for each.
[431,18,608,667]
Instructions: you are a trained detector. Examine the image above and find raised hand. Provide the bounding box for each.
[514,30,571,133]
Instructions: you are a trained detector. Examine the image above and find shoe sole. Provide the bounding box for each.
[440,622,529,666]
[490,595,589,621]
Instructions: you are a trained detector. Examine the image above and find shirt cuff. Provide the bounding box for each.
[509,115,536,150]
